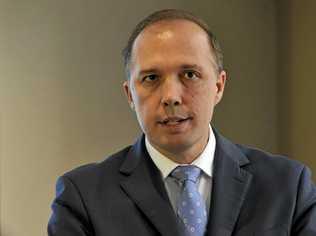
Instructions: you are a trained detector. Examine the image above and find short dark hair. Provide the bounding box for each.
[122,9,224,79]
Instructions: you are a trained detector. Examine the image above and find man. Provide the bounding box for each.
[48,9,316,236]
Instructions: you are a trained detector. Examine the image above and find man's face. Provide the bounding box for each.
[123,20,226,158]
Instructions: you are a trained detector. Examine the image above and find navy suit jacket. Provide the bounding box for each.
[48,130,316,235]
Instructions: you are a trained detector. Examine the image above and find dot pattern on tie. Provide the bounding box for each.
[171,165,207,236]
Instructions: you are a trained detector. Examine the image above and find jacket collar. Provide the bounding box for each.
[119,135,181,236]
[119,128,253,236]
[206,128,252,236]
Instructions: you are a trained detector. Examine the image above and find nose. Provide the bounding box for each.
[160,77,183,107]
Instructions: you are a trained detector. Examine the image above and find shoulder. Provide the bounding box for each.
[237,143,303,168]
[237,143,307,181]
[213,128,306,177]
[61,145,132,186]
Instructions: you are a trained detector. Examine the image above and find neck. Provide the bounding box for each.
[150,133,209,164]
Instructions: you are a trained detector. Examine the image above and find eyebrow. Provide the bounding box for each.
[138,64,203,76]
[139,68,159,76]
[180,64,203,71]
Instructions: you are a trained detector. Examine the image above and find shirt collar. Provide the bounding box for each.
[145,125,215,179]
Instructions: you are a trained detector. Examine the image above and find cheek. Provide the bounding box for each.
[133,94,156,124]
[186,85,217,123]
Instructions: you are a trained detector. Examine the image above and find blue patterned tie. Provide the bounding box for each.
[171,166,207,236]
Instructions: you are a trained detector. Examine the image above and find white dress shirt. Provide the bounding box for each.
[145,125,216,215]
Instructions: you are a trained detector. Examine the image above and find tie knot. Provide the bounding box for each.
[171,165,201,183]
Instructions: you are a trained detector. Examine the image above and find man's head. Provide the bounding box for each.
[122,9,224,79]
[122,9,227,163]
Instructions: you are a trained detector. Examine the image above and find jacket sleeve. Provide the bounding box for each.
[292,166,316,235]
[48,176,93,236]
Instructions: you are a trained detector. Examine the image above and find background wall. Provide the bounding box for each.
[278,0,316,172]
[0,0,314,235]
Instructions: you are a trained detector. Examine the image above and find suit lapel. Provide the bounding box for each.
[206,130,253,236]
[118,130,253,236]
[119,136,180,236]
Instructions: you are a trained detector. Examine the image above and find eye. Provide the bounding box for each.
[142,74,158,82]
[183,71,199,80]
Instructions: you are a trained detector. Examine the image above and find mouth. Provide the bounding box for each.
[158,116,192,126]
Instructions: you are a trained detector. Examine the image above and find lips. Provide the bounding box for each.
[158,116,192,125]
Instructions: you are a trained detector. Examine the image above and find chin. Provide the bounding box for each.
[160,139,192,152]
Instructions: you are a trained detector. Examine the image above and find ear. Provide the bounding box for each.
[123,80,134,109]
[214,70,227,105]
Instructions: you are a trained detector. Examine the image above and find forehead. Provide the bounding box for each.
[130,20,214,70]
[140,19,207,37]
[134,19,210,50]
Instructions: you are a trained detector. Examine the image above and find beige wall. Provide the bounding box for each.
[278,0,316,173]
[0,0,284,235]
